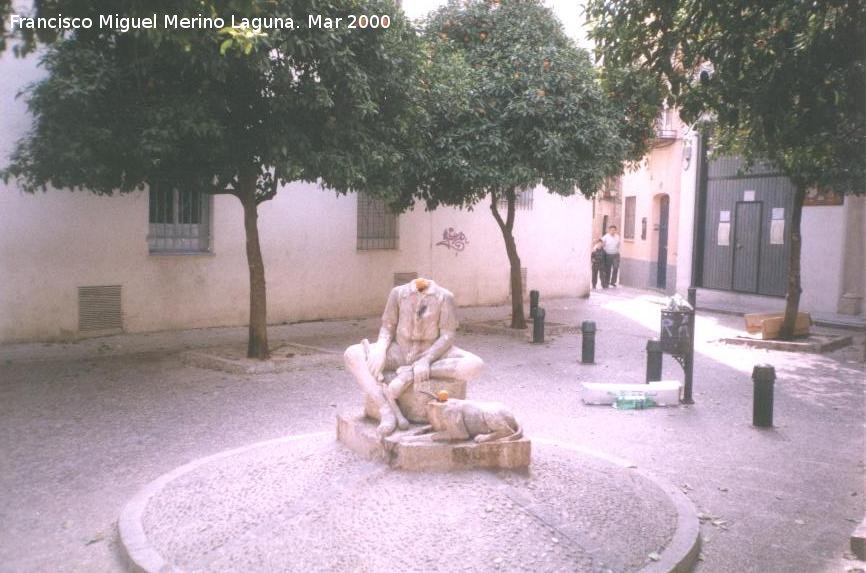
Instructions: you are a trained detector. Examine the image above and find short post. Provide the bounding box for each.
[529,290,540,319]
[581,320,596,364]
[687,287,697,309]
[683,310,695,404]
[532,307,545,344]
[646,339,663,383]
[752,364,776,427]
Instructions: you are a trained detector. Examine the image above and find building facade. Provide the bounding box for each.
[601,107,690,293]
[0,49,593,343]
[674,132,865,319]
[605,101,865,319]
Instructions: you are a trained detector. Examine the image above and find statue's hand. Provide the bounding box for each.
[413,358,431,384]
[367,340,388,381]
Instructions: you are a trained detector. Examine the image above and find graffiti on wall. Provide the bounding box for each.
[436,228,469,252]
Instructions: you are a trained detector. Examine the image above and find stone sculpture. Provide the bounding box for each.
[405,397,523,443]
[343,278,484,437]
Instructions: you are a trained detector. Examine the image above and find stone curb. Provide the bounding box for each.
[179,344,340,375]
[119,433,700,573]
[719,334,853,354]
[460,320,580,340]
[534,439,702,573]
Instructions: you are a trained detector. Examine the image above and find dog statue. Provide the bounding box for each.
[404,397,523,443]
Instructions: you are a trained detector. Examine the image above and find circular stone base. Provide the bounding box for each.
[119,433,699,573]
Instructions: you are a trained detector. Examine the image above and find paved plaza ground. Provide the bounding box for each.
[1,286,863,572]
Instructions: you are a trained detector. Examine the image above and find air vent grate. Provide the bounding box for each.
[393,272,418,287]
[78,285,123,332]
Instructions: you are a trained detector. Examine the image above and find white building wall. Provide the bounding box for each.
[800,204,846,314]
[675,131,699,294]
[0,48,592,343]
[0,183,591,342]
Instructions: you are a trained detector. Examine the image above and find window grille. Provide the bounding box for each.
[601,176,622,199]
[498,188,534,210]
[655,108,677,139]
[624,196,636,239]
[357,192,398,250]
[148,187,211,253]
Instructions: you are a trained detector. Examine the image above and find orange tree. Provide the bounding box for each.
[2,0,422,357]
[410,0,662,329]
[587,0,866,338]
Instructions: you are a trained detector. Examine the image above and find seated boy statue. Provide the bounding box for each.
[343,278,484,437]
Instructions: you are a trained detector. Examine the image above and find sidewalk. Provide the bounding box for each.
[693,287,866,330]
[0,288,863,572]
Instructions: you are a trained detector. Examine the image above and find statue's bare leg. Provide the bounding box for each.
[343,343,398,436]
[386,347,483,407]
[386,366,415,402]
[381,381,410,431]
[429,347,484,381]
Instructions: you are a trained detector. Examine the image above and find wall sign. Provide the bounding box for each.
[717,222,731,246]
[743,190,756,202]
[770,220,785,245]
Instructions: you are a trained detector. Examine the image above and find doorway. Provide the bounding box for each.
[656,195,670,289]
[732,201,763,292]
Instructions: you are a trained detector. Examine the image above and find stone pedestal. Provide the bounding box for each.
[337,412,531,471]
[364,377,467,423]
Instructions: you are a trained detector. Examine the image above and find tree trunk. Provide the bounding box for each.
[490,190,527,329]
[239,176,270,359]
[780,185,807,340]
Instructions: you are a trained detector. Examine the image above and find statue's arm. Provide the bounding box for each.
[366,288,398,379]
[377,288,399,346]
[417,329,455,365]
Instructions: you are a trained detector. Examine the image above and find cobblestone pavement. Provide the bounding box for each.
[130,436,681,572]
[1,286,863,572]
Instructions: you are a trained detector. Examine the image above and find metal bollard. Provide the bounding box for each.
[532,307,545,344]
[529,290,540,319]
[646,339,663,383]
[687,287,697,309]
[752,364,776,427]
[581,320,596,364]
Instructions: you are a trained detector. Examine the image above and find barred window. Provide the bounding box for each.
[498,188,534,210]
[601,176,622,199]
[148,187,211,253]
[357,192,398,250]
[623,196,636,240]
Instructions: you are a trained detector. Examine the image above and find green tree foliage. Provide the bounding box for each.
[2,0,421,357]
[412,0,661,329]
[587,0,866,338]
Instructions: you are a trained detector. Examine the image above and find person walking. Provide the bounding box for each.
[601,225,621,287]
[590,239,606,289]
